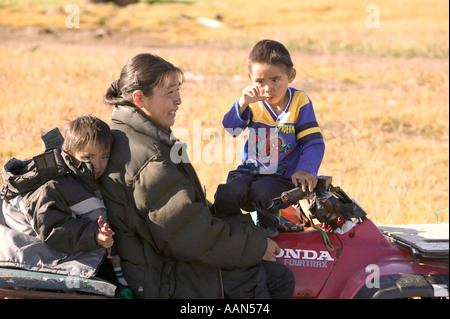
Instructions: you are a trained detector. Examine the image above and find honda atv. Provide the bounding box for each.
[272,175,449,299]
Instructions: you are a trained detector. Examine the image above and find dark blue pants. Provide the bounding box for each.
[222,260,295,299]
[213,170,295,227]
[219,214,295,299]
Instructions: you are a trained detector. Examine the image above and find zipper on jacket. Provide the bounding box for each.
[219,268,224,299]
[167,260,176,298]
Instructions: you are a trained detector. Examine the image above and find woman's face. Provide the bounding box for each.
[138,71,182,128]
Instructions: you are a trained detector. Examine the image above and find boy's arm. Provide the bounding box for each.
[294,97,325,176]
[222,99,251,136]
[26,183,101,254]
[295,141,325,176]
[223,85,266,134]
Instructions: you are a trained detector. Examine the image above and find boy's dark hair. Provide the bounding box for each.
[104,53,184,108]
[62,115,113,156]
[247,39,294,74]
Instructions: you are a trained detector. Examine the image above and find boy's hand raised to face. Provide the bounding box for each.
[238,85,266,115]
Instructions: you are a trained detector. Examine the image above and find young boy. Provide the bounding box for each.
[62,115,131,297]
[213,39,325,236]
[0,115,132,297]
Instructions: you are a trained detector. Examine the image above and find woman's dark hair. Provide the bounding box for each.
[105,53,184,107]
[247,39,294,74]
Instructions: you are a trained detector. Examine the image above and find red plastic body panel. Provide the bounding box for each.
[274,219,449,299]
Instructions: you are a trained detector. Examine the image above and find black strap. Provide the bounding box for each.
[41,127,64,151]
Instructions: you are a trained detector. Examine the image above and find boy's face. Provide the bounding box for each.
[249,62,296,109]
[72,145,110,179]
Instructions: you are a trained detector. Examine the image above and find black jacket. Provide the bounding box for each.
[0,150,106,277]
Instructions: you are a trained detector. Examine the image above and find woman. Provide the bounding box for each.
[100,53,294,299]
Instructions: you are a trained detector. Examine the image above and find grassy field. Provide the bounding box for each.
[0,0,448,225]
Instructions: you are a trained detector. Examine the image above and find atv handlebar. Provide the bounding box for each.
[281,175,333,204]
[279,175,367,230]
[281,187,310,203]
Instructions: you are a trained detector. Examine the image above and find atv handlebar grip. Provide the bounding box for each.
[281,187,308,203]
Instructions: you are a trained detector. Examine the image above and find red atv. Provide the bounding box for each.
[272,175,449,299]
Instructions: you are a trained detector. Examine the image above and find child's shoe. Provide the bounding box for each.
[116,283,134,299]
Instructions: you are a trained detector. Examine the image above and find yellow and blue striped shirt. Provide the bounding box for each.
[223,87,325,177]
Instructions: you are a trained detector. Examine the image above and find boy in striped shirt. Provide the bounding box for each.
[214,39,325,236]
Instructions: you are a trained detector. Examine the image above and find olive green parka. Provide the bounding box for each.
[100,105,268,299]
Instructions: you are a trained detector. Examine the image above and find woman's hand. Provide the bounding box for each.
[262,238,281,262]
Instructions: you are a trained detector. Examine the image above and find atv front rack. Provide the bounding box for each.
[379,224,449,263]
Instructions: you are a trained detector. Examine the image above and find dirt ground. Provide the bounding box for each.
[0,25,173,50]
[2,25,446,79]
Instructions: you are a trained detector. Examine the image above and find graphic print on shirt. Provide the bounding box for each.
[246,125,278,173]
[246,125,294,174]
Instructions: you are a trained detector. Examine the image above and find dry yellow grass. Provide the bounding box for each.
[0,0,448,225]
